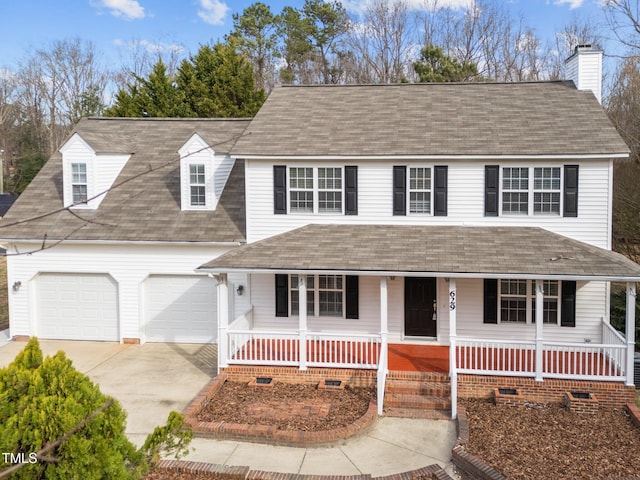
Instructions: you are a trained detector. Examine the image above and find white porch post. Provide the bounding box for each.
[216,273,229,369]
[535,281,544,382]
[626,282,636,386]
[299,276,307,371]
[448,278,457,420]
[378,276,389,416]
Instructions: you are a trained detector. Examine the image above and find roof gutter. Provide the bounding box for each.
[195,266,640,283]
[232,153,630,161]
[1,239,245,247]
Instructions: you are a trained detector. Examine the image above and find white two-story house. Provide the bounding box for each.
[2,45,639,417]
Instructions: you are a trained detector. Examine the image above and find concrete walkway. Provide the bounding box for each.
[0,339,459,478]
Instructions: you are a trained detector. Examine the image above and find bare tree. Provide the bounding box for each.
[347,0,416,83]
[18,39,109,156]
[547,15,602,80]
[604,0,640,51]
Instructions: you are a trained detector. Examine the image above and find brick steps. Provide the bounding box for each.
[383,371,451,419]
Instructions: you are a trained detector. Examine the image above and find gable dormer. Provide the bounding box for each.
[179,133,234,211]
[60,133,129,209]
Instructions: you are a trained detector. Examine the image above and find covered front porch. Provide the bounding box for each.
[199,225,640,418]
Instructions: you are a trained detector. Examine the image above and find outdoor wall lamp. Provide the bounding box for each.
[12,281,21,292]
[236,285,244,296]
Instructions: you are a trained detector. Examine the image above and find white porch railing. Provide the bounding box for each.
[457,334,627,381]
[456,339,536,376]
[226,329,381,369]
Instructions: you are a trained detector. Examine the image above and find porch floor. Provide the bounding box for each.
[388,344,449,373]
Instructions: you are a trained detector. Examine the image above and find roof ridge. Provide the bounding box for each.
[277,80,571,88]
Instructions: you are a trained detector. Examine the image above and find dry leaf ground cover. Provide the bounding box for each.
[196,381,375,431]
[461,398,640,479]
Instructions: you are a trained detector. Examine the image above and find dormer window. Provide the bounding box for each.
[179,133,234,212]
[189,164,206,206]
[71,163,88,204]
[60,133,129,210]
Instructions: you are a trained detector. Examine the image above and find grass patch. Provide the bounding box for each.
[0,256,7,331]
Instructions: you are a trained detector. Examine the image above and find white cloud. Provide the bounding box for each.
[197,0,229,25]
[95,0,145,20]
[553,0,584,9]
[113,38,185,55]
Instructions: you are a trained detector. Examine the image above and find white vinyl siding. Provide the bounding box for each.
[247,159,611,249]
[7,242,248,343]
[248,275,606,345]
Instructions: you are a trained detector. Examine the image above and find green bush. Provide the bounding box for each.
[0,338,192,479]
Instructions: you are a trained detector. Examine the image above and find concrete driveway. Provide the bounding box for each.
[0,340,216,446]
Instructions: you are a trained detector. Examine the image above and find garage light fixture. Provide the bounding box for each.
[236,285,244,296]
[12,281,21,292]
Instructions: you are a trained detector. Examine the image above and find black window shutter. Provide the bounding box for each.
[483,279,498,324]
[275,274,289,317]
[345,166,358,215]
[564,165,579,218]
[561,280,576,327]
[393,166,406,216]
[273,165,287,214]
[485,165,499,216]
[434,165,448,216]
[345,275,359,319]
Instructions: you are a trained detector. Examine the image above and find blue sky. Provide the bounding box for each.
[0,0,607,72]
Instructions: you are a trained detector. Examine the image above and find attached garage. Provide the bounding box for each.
[35,273,119,341]
[144,275,217,343]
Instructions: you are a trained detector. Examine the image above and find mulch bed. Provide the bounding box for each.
[196,381,375,431]
[462,398,640,479]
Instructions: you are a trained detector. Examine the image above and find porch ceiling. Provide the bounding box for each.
[198,224,640,281]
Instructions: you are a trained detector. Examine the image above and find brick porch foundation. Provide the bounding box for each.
[220,365,378,388]
[458,374,635,409]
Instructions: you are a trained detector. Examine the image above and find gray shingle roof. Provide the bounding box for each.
[199,224,640,280]
[231,82,629,158]
[0,117,250,243]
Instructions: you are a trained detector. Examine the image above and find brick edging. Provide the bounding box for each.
[183,374,378,447]
[452,407,507,480]
[626,403,640,429]
[153,460,452,480]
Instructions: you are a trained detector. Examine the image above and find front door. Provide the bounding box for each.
[404,277,437,337]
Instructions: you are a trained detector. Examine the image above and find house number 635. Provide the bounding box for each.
[449,291,456,311]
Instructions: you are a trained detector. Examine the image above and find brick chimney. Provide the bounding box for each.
[564,44,603,104]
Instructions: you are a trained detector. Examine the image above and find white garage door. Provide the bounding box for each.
[145,275,217,343]
[36,273,119,341]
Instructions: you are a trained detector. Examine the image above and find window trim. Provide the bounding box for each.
[288,274,345,318]
[287,166,344,215]
[71,163,88,205]
[408,166,433,215]
[499,165,564,216]
[189,163,206,207]
[498,279,562,325]
[533,167,561,215]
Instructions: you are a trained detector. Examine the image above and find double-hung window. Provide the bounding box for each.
[318,168,342,213]
[291,274,314,316]
[533,167,561,214]
[289,167,314,212]
[498,279,560,324]
[489,165,570,216]
[289,274,343,317]
[409,167,432,214]
[71,163,88,204]
[532,280,559,324]
[502,167,528,214]
[189,164,206,206]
